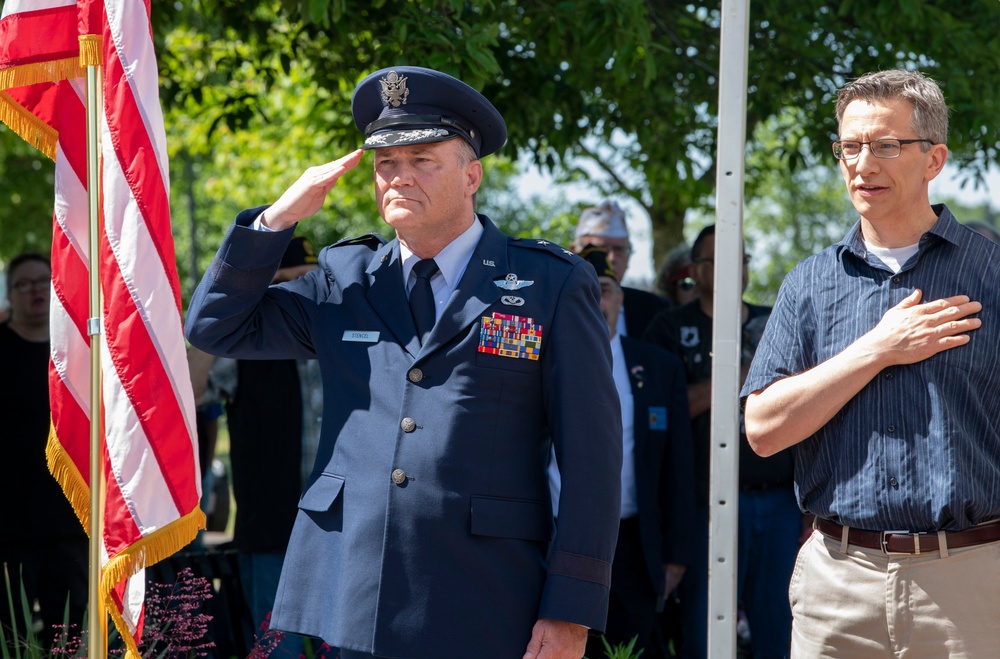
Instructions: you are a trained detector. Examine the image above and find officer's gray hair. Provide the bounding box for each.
[835,69,949,147]
[455,137,479,166]
[453,138,480,209]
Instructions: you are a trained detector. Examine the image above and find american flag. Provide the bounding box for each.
[0,1,203,655]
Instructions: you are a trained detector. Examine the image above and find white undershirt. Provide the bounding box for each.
[865,241,919,273]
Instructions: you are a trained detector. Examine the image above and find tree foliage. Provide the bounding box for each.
[155,0,999,262]
[0,125,55,259]
[3,0,998,289]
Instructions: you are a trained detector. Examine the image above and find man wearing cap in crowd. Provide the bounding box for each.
[571,200,671,339]
[549,246,696,659]
[185,66,622,659]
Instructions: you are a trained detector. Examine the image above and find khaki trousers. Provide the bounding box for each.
[790,528,1000,658]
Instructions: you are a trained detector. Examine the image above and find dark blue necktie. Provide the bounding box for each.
[409,258,439,344]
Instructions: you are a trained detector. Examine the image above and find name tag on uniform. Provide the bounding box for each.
[342,330,380,343]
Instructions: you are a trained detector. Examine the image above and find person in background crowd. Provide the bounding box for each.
[200,235,323,656]
[744,69,1000,658]
[655,243,699,307]
[646,226,799,659]
[0,253,88,649]
[571,200,671,338]
[549,246,696,659]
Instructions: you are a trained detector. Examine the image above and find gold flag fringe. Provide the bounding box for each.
[0,90,58,160]
[48,423,207,657]
[79,35,102,68]
[0,57,90,160]
[102,508,206,658]
[46,424,92,531]
[0,57,83,90]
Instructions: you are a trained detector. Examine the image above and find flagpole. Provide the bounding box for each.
[85,60,108,659]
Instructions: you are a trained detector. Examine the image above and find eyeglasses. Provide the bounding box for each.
[10,278,50,294]
[831,138,935,160]
[602,244,632,257]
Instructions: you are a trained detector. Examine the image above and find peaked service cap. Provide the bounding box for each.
[351,66,507,158]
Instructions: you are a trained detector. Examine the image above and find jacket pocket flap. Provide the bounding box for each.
[470,496,552,543]
[299,473,345,512]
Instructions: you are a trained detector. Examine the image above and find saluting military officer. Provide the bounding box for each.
[185,66,623,659]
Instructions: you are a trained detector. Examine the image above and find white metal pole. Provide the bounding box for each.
[709,0,750,657]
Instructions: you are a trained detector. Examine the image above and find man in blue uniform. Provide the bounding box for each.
[185,66,622,659]
[549,247,695,659]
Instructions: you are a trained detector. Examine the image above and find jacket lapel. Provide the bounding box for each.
[366,240,422,358]
[621,337,649,460]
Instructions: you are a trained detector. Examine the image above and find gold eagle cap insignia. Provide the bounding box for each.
[379,71,409,108]
[495,273,534,291]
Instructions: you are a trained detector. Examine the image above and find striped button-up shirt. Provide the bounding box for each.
[742,205,1000,532]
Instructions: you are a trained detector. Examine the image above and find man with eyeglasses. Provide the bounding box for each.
[644,225,798,659]
[571,200,671,339]
[742,69,1000,657]
[1,253,89,649]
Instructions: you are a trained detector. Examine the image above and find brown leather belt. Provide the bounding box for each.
[815,518,1000,555]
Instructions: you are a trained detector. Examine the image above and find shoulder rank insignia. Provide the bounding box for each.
[509,236,577,263]
[494,273,534,290]
[332,233,384,250]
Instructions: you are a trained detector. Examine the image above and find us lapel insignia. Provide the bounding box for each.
[478,312,543,361]
[494,273,534,290]
[501,295,525,306]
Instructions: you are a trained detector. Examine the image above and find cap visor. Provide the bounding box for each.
[362,127,461,150]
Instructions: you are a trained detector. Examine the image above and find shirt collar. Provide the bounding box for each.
[609,331,623,359]
[835,203,961,264]
[400,215,484,288]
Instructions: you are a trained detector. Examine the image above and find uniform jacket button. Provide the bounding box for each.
[407,368,423,383]
[401,417,416,433]
[391,469,407,485]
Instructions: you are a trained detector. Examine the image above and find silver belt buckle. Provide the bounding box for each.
[881,529,930,555]
[881,530,913,555]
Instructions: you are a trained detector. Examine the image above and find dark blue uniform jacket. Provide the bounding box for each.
[185,210,623,658]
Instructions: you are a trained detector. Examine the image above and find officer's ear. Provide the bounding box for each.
[465,159,483,197]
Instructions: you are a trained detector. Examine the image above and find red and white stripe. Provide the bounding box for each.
[0,1,203,655]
